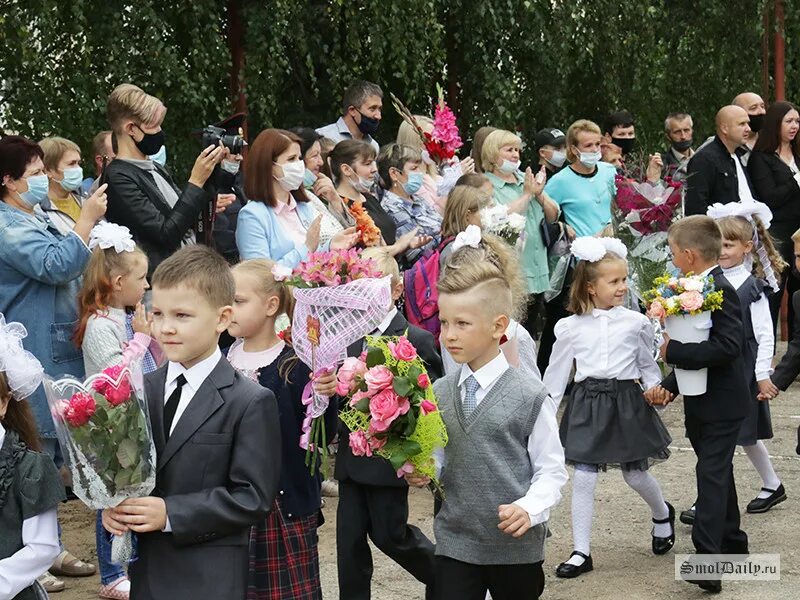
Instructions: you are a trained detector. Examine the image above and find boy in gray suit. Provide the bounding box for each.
[102,246,281,600]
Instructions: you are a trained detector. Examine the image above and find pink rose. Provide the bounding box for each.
[647,300,666,320]
[678,290,704,312]
[388,336,418,362]
[94,365,132,407]
[364,365,394,395]
[336,357,368,396]
[63,392,96,427]
[348,430,372,457]
[368,434,387,452]
[396,462,415,478]
[417,373,430,389]
[369,388,410,432]
[419,399,437,416]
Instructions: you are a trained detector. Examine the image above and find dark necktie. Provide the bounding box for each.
[164,374,187,440]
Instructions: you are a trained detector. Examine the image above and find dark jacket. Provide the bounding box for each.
[103,159,210,276]
[213,169,247,264]
[661,268,749,423]
[660,147,691,181]
[334,311,443,487]
[747,150,800,256]
[772,291,800,390]
[684,137,754,216]
[252,345,338,519]
[130,357,281,600]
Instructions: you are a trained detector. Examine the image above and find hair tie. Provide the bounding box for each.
[0,314,44,399]
[88,222,135,253]
[452,224,482,252]
[571,236,628,262]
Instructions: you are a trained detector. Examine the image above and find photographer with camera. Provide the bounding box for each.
[209,114,248,264]
[103,83,224,276]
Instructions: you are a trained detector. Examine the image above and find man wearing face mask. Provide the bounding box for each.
[316,80,382,153]
[535,128,568,177]
[602,110,662,183]
[102,83,224,277]
[660,112,694,182]
[733,92,767,164]
[39,137,85,235]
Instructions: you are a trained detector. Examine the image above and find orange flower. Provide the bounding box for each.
[345,198,382,247]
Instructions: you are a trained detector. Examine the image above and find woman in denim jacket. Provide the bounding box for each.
[0,136,107,455]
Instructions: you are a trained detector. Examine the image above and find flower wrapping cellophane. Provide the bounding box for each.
[43,353,155,565]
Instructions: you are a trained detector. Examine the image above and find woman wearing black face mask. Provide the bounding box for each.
[102,83,224,278]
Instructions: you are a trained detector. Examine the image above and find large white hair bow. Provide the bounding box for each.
[452,224,482,252]
[89,222,136,253]
[0,315,44,399]
[570,236,628,262]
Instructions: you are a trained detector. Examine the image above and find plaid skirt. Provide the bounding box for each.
[247,497,322,600]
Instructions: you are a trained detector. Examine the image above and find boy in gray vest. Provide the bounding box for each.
[407,234,567,600]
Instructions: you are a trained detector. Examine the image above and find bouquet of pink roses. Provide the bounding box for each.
[338,335,448,496]
[44,354,154,563]
[275,249,393,475]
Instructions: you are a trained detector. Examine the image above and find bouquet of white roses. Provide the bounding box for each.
[480,204,526,247]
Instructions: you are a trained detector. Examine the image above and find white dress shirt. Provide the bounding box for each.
[438,351,568,527]
[374,306,398,335]
[543,305,662,408]
[164,347,223,436]
[0,425,60,599]
[722,264,774,380]
[732,153,756,204]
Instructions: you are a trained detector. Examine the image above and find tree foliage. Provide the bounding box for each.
[0,0,792,179]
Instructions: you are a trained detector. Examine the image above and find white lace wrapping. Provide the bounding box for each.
[0,315,44,399]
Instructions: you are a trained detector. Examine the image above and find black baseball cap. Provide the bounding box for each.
[534,128,566,150]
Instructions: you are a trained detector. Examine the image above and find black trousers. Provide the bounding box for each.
[536,266,574,374]
[686,417,749,555]
[435,556,545,600]
[336,480,435,600]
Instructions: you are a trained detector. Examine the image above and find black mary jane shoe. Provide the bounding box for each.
[555,551,593,579]
[746,484,787,514]
[652,501,676,555]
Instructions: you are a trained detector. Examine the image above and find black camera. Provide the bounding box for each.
[201,125,247,155]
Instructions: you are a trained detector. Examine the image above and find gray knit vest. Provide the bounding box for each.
[433,367,548,565]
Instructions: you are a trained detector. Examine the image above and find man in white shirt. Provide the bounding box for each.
[316,80,382,152]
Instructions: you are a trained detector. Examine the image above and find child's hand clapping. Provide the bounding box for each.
[312,368,337,397]
[132,302,152,336]
[757,378,780,401]
[497,503,531,538]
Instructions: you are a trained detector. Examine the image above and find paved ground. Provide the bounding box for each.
[57,344,799,599]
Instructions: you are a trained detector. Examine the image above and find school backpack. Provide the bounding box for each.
[403,236,454,344]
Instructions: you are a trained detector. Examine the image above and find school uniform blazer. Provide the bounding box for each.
[661,267,749,423]
[129,357,281,600]
[334,311,443,487]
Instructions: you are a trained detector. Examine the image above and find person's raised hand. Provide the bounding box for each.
[459,156,475,174]
[80,183,108,224]
[305,215,323,252]
[215,193,236,213]
[131,302,152,336]
[189,144,225,188]
[646,154,663,183]
[312,173,339,203]
[330,226,360,250]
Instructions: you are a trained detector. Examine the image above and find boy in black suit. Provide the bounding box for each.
[647,216,749,593]
[102,246,281,600]
[335,248,443,600]
[766,228,800,454]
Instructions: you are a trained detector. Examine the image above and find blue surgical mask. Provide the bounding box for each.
[221,159,240,175]
[18,174,49,207]
[148,145,167,167]
[303,168,317,189]
[401,171,424,195]
[58,166,83,192]
[579,151,602,168]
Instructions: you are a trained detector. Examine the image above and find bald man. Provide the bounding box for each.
[732,91,767,150]
[684,105,756,215]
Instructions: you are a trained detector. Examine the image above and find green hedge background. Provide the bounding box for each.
[1,0,795,180]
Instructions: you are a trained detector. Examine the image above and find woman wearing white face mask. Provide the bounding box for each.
[482,129,560,330]
[236,129,358,267]
[39,137,85,235]
[537,120,618,374]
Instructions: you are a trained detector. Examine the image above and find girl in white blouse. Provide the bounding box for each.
[543,237,674,579]
[707,209,787,515]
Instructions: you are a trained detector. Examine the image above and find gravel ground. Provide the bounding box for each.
[56,345,799,600]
